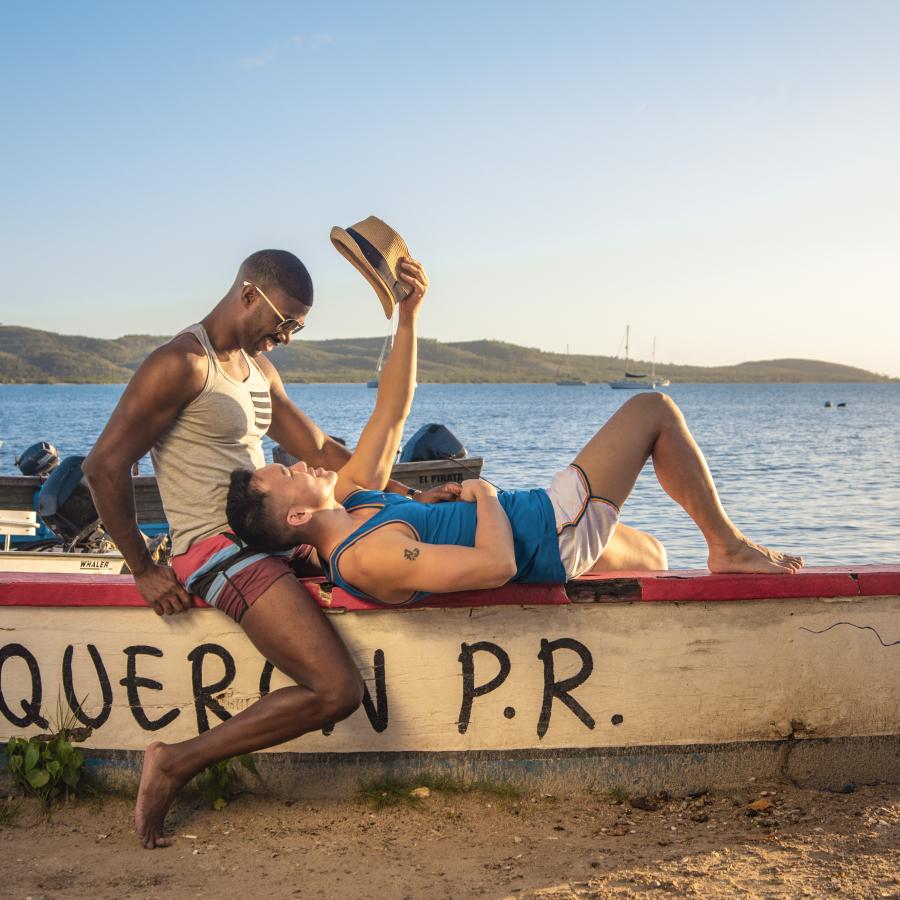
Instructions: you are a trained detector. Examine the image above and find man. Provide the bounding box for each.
[226,267,802,609]
[83,250,442,848]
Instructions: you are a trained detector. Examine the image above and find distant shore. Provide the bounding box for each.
[0,326,896,384]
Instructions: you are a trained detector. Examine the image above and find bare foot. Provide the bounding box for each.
[708,536,803,575]
[135,741,185,849]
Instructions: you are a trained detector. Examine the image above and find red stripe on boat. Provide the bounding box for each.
[0,566,897,609]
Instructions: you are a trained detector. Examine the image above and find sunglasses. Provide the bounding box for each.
[243,281,305,338]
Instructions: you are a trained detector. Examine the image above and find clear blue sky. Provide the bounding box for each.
[2,1,898,375]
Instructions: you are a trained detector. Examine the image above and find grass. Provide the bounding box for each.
[605,786,631,804]
[0,799,21,828]
[359,773,521,811]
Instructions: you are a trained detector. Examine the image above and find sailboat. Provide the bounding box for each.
[556,345,587,386]
[367,332,392,388]
[609,327,668,390]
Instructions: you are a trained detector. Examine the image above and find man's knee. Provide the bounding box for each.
[624,391,681,424]
[317,669,364,723]
[646,535,668,571]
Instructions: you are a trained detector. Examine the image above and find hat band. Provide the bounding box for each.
[346,228,407,304]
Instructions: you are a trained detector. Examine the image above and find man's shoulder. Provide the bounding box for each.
[143,332,208,376]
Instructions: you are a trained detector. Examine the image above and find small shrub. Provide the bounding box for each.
[5,734,84,807]
[195,755,258,810]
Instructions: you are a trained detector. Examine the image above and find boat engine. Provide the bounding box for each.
[400,424,467,463]
[37,456,108,549]
[15,441,61,478]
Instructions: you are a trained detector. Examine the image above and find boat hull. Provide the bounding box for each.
[609,380,663,390]
[1,566,897,794]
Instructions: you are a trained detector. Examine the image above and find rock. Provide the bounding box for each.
[410,787,431,799]
[690,813,709,823]
[629,796,658,812]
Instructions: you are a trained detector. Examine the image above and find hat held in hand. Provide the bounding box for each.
[330,216,412,318]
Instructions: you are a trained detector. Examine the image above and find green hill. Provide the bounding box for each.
[0,326,893,384]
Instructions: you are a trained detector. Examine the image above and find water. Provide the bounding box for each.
[1,382,898,568]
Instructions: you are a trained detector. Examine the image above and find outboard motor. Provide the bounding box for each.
[15,441,60,478]
[399,424,467,463]
[37,456,104,547]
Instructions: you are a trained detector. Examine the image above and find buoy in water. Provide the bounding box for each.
[824,401,833,408]
[837,402,847,408]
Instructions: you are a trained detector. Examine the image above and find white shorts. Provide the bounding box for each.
[546,465,620,579]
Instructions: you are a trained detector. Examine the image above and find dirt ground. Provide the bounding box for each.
[1,779,899,899]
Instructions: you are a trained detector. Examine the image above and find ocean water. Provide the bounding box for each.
[0,381,898,568]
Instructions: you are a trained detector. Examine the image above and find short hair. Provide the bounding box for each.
[239,249,314,308]
[226,468,296,551]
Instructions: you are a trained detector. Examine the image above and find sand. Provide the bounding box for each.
[1,780,899,898]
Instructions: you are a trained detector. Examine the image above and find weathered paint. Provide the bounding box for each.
[1,583,898,760]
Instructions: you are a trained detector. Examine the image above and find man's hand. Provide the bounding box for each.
[397,257,428,317]
[415,483,463,504]
[132,563,194,616]
[459,479,499,502]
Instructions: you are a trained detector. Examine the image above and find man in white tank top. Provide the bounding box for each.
[83,250,441,848]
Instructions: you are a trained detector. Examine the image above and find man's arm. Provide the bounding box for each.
[260,353,455,501]
[335,258,427,501]
[82,337,207,615]
[345,480,516,602]
[261,356,354,472]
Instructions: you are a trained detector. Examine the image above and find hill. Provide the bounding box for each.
[0,326,893,384]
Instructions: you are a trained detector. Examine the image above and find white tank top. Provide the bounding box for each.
[151,324,271,555]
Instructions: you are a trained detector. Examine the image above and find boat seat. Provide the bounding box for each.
[0,509,37,551]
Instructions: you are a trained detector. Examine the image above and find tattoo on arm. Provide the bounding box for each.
[403,547,420,561]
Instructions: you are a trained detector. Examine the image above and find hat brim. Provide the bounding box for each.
[330,226,397,319]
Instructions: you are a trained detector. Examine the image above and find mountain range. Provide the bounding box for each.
[0,326,893,384]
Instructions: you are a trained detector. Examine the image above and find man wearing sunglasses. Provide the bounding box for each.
[82,248,451,848]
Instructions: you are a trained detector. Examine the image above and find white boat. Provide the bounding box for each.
[609,329,669,390]
[366,332,392,388]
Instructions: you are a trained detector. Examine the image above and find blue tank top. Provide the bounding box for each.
[327,488,566,604]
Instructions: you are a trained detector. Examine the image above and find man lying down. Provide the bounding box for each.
[226,228,802,605]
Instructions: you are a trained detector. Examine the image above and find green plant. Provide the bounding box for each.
[3,697,88,808]
[195,755,258,810]
[5,734,84,807]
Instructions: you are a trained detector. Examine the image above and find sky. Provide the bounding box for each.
[1,1,898,376]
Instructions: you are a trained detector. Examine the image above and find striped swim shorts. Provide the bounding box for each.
[545,464,620,579]
[171,533,312,623]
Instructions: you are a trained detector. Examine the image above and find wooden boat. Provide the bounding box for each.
[0,458,483,526]
[0,456,484,572]
[1,565,897,796]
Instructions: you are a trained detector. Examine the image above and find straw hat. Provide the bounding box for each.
[330,216,412,318]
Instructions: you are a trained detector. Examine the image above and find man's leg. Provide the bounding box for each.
[587,523,668,573]
[573,393,802,573]
[135,576,363,849]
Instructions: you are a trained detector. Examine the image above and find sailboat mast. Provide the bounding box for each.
[624,325,630,363]
[651,337,656,379]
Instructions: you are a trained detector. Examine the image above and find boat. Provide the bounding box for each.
[555,345,587,386]
[367,332,392,388]
[609,328,668,390]
[2,564,897,795]
[0,452,484,573]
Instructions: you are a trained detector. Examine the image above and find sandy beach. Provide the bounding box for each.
[2,779,898,898]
